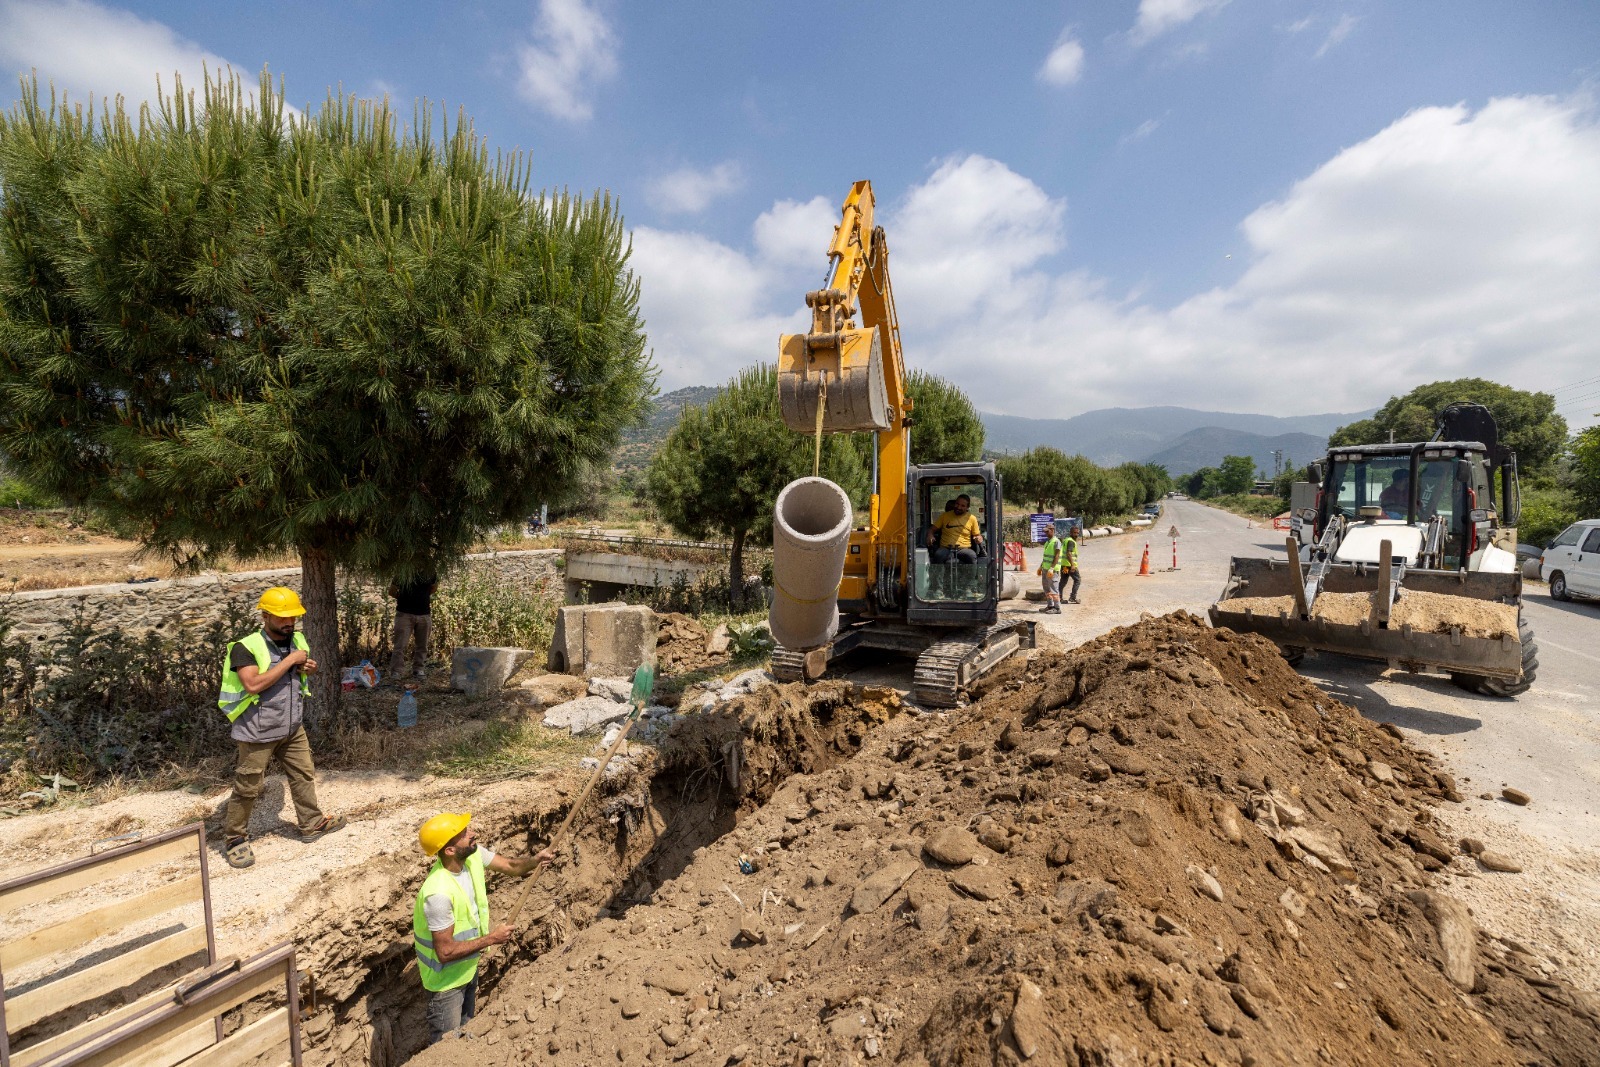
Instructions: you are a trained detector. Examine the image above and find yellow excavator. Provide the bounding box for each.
[768,180,1033,706]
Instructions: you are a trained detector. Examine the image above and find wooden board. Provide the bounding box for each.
[10,984,174,1067]
[6,926,207,1037]
[43,960,286,1067]
[0,837,195,916]
[186,1007,289,1067]
[2,875,203,973]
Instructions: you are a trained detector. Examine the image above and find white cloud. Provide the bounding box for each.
[1316,14,1359,57]
[633,95,1600,426]
[645,161,745,215]
[1119,116,1165,146]
[1283,16,1315,34]
[1037,33,1085,87]
[514,0,617,122]
[1130,0,1229,45]
[0,0,240,111]
[752,196,837,270]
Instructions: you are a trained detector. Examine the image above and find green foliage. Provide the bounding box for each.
[905,370,984,464]
[1571,426,1600,516]
[997,449,1158,523]
[645,364,868,601]
[0,73,653,712]
[1217,455,1257,495]
[1185,467,1222,498]
[1518,486,1580,547]
[1271,462,1307,506]
[1206,493,1285,519]
[1116,462,1173,504]
[1328,379,1567,473]
[0,475,59,509]
[0,599,255,781]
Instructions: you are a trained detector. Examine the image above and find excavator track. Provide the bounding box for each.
[912,619,1032,708]
[770,648,807,683]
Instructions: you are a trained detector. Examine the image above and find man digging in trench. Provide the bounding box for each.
[216,586,346,868]
[414,812,556,1044]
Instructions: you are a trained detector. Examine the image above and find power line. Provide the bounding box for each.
[1550,373,1600,395]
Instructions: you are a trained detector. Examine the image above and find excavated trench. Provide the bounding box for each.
[298,680,904,1066]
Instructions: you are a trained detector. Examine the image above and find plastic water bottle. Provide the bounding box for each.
[397,687,418,729]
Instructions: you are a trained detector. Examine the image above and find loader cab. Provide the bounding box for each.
[1317,443,1494,569]
[907,462,1002,625]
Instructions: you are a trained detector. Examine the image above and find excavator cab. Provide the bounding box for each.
[907,464,1003,625]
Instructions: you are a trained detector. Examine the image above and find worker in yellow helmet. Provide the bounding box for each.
[216,586,345,869]
[414,813,556,1044]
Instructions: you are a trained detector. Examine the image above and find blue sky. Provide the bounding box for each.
[3,0,1599,426]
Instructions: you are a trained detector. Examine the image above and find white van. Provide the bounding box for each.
[1541,519,1600,602]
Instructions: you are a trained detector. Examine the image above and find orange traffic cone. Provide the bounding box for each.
[1138,544,1152,576]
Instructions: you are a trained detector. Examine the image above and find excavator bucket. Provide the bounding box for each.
[1210,556,1526,680]
[778,326,891,433]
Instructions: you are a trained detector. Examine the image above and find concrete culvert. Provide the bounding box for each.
[769,476,852,651]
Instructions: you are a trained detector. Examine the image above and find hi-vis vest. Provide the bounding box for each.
[1040,536,1063,573]
[413,852,490,992]
[1063,536,1080,567]
[217,630,311,723]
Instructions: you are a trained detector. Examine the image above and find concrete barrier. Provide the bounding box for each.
[548,603,658,677]
[769,477,852,651]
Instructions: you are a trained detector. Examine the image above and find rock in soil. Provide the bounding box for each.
[1501,787,1532,806]
[407,612,1600,1067]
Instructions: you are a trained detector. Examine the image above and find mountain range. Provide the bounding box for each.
[622,388,1371,477]
[981,406,1372,475]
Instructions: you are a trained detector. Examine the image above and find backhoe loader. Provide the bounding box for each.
[1210,403,1536,697]
[766,181,1033,706]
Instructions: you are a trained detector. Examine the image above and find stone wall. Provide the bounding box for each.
[0,549,563,646]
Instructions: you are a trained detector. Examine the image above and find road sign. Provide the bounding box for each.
[1168,525,1181,539]
[1029,513,1054,543]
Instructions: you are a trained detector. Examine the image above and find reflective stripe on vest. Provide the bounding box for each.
[217,630,311,722]
[412,851,491,991]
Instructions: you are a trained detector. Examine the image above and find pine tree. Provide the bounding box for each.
[0,73,653,716]
[645,364,867,607]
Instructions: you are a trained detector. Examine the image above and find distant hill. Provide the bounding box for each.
[615,385,721,471]
[981,405,1371,474]
[1142,428,1330,478]
[616,391,1370,477]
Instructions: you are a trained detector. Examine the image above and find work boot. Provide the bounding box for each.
[1067,597,1080,605]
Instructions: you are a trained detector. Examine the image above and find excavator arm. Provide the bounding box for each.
[777,180,911,611]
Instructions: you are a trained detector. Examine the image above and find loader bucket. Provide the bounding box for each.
[1209,556,1526,680]
[778,326,891,433]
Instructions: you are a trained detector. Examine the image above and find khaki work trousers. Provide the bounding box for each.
[223,725,324,840]
[390,612,432,678]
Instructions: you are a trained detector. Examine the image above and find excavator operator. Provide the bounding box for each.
[929,494,984,564]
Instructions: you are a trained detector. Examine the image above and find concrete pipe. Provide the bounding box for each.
[1000,572,1022,600]
[769,477,853,651]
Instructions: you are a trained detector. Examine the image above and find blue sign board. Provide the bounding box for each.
[1029,513,1054,543]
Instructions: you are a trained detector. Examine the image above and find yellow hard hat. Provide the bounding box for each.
[419,812,471,857]
[257,586,307,618]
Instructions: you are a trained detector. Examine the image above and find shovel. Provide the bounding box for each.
[505,661,655,927]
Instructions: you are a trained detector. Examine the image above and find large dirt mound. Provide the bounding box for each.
[410,613,1598,1067]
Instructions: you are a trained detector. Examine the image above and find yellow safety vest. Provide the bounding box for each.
[217,630,311,723]
[1062,537,1079,568]
[412,852,491,992]
[1040,537,1063,573]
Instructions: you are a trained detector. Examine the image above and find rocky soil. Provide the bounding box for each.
[394,612,1600,1067]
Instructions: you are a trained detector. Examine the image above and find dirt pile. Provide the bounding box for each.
[407,613,1598,1067]
[656,612,725,674]
[1391,590,1519,639]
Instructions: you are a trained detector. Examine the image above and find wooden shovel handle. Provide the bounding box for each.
[505,709,640,927]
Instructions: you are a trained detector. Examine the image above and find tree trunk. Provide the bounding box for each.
[298,544,341,727]
[729,527,747,612]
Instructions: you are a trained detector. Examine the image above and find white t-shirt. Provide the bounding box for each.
[423,848,496,932]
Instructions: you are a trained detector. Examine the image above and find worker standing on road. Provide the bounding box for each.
[1063,525,1082,605]
[414,813,556,1044]
[1037,528,1063,613]
[217,587,346,869]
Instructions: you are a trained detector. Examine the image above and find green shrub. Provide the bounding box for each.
[1518,486,1579,548]
[0,477,60,509]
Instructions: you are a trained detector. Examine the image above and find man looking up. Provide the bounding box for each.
[413,813,556,1043]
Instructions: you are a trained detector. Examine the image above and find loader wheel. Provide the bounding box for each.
[1457,618,1538,699]
[1549,572,1569,601]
